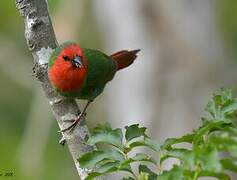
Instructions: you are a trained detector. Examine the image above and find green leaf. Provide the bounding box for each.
[132,153,155,163]
[96,161,120,173]
[138,165,157,180]
[195,146,222,173]
[124,153,157,165]
[162,146,222,173]
[222,100,237,116]
[78,91,237,180]
[85,172,102,180]
[78,150,124,169]
[88,123,124,149]
[125,124,147,141]
[160,149,195,168]
[220,159,237,172]
[123,177,135,180]
[193,120,228,146]
[223,126,237,136]
[92,123,113,133]
[198,171,230,180]
[208,133,237,157]
[162,134,194,150]
[127,137,160,152]
[85,161,133,180]
[85,159,134,179]
[205,88,237,121]
[86,168,119,180]
[157,165,185,180]
[118,153,157,174]
[138,172,149,180]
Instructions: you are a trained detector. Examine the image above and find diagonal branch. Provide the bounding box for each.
[15,0,95,179]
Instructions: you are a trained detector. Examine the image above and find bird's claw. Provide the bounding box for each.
[58,112,86,133]
[62,113,87,123]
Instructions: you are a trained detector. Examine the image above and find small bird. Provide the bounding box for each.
[48,42,140,132]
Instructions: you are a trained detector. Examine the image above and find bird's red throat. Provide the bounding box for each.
[48,44,88,92]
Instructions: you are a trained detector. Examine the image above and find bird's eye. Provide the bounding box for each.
[63,55,69,61]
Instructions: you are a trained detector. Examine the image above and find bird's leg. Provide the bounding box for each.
[63,112,87,123]
[58,112,87,145]
[59,100,93,133]
[58,112,86,146]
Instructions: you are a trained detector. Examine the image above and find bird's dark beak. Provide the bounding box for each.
[71,56,83,68]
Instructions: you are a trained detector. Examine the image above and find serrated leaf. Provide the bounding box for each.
[193,120,228,146]
[88,123,123,149]
[160,148,195,168]
[79,94,237,180]
[125,124,147,141]
[162,134,194,150]
[78,150,124,169]
[127,137,160,152]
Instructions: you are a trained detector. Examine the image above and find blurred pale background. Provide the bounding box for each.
[0,0,237,179]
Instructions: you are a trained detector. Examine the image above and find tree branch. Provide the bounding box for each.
[15,0,94,179]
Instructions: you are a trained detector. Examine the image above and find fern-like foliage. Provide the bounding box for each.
[78,88,237,180]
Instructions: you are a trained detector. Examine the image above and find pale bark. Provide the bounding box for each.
[15,0,94,179]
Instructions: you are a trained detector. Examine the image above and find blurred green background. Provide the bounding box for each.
[1,0,237,179]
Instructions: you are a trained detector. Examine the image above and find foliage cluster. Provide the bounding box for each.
[78,89,237,179]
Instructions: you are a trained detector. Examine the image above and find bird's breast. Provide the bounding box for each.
[48,62,87,93]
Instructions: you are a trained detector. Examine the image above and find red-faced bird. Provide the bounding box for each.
[48,42,140,132]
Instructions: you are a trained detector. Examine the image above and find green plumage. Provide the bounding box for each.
[77,48,117,100]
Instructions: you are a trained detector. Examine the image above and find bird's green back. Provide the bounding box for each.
[76,48,117,100]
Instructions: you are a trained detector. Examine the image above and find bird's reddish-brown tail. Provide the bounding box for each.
[111,49,140,71]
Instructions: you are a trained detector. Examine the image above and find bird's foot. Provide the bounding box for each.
[58,112,86,133]
[62,113,87,123]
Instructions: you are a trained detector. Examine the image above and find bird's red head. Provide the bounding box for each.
[48,43,88,93]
